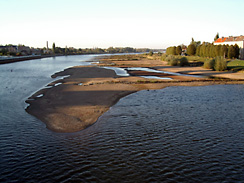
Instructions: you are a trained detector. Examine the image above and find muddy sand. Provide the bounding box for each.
[26,59,244,133]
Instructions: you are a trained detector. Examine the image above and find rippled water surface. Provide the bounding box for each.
[0,56,244,182]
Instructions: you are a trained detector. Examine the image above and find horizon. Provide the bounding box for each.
[1,0,244,49]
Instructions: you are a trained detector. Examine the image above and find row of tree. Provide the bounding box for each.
[166,46,183,55]
[0,43,151,56]
[167,42,240,59]
[195,43,239,59]
[51,43,150,55]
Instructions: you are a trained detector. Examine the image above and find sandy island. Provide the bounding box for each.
[26,56,244,133]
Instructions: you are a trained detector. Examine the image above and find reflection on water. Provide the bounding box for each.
[138,76,172,80]
[102,66,130,76]
[36,94,44,98]
[127,67,206,78]
[104,66,206,79]
[0,56,244,182]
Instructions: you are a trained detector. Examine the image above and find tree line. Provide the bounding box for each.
[166,39,240,59]
[0,43,151,56]
[50,44,150,55]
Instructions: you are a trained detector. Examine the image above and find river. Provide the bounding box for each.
[0,55,244,182]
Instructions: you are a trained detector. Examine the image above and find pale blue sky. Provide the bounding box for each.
[1,0,243,48]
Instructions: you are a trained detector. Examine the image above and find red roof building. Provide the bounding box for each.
[214,35,244,59]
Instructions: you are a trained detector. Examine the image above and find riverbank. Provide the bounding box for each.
[0,53,93,64]
[0,55,55,64]
[25,56,244,132]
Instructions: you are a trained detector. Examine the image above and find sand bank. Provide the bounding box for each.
[26,58,244,133]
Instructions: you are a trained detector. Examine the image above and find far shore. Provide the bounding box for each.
[26,55,244,133]
[0,53,97,64]
[0,55,52,64]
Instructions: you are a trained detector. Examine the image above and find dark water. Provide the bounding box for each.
[0,56,244,183]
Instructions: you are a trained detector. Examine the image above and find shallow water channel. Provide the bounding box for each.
[103,66,206,79]
[0,55,244,182]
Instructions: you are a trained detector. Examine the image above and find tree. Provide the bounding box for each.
[191,38,195,45]
[200,44,206,57]
[149,51,153,56]
[221,45,228,58]
[166,46,176,55]
[65,46,68,55]
[214,32,219,41]
[176,46,182,55]
[187,44,196,56]
[215,45,222,57]
[196,45,201,56]
[107,47,115,53]
[190,38,201,47]
[52,43,56,54]
[214,56,227,71]
[228,45,235,59]
[234,44,240,59]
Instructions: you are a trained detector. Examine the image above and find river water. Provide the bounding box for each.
[0,55,244,182]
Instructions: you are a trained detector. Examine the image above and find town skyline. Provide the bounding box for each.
[1,0,244,49]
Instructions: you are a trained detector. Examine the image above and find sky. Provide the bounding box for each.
[1,0,244,49]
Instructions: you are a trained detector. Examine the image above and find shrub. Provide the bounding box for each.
[203,58,215,70]
[165,55,178,66]
[169,59,179,66]
[214,56,227,71]
[179,57,189,66]
[165,55,175,63]
[149,51,153,56]
[161,54,167,61]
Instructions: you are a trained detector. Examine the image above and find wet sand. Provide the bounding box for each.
[26,58,244,133]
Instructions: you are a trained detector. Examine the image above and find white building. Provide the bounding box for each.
[214,35,244,59]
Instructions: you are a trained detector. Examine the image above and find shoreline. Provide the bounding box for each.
[0,55,54,64]
[26,56,244,133]
[0,52,144,65]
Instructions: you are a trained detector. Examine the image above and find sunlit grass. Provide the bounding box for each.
[227,60,244,71]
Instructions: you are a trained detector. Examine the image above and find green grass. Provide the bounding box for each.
[227,60,244,71]
[186,56,206,62]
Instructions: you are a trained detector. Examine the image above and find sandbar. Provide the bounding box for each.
[26,57,244,133]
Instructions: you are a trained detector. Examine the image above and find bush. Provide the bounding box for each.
[203,59,215,69]
[149,51,153,56]
[169,59,179,66]
[165,55,175,63]
[179,57,189,66]
[161,54,167,61]
[214,56,227,71]
[164,55,178,66]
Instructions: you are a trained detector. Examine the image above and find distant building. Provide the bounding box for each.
[31,48,41,55]
[7,45,18,53]
[0,45,18,53]
[0,45,42,56]
[214,35,244,59]
[17,45,32,55]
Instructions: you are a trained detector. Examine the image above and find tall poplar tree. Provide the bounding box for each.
[52,43,56,54]
[176,46,182,55]
[228,45,235,59]
[187,44,196,56]
[214,32,219,41]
